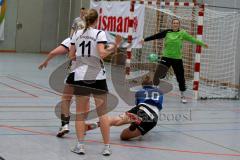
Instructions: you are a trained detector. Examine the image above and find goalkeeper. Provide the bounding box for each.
[141,18,208,103]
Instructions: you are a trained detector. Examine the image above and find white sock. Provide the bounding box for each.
[181,91,185,97]
[105,144,110,147]
[78,141,84,145]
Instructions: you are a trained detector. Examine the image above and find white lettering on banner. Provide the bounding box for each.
[90,0,145,48]
[98,8,138,33]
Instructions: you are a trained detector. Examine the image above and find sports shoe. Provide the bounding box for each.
[181,92,187,104]
[71,143,85,155]
[86,122,99,131]
[56,124,69,138]
[0,156,5,160]
[102,144,111,156]
[181,96,187,103]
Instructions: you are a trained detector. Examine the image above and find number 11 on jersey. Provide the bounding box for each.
[79,41,91,57]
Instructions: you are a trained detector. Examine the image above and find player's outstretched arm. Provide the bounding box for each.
[182,30,208,48]
[97,35,122,59]
[38,45,68,70]
[141,29,169,45]
[106,35,122,52]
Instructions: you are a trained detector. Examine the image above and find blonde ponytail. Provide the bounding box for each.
[82,9,98,34]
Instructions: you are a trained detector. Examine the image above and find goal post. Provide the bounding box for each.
[127,0,240,99]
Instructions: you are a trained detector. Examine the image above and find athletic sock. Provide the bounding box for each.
[181,91,185,97]
[104,144,110,148]
[78,140,84,145]
[61,114,70,126]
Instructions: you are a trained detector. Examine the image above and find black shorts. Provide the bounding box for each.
[65,72,108,95]
[127,103,159,135]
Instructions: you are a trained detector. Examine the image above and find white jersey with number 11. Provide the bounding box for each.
[71,27,107,81]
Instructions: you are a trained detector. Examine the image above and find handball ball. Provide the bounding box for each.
[148,53,159,62]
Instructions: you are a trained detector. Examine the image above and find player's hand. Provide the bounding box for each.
[204,43,208,48]
[115,34,122,47]
[38,61,48,70]
[106,35,122,53]
[106,43,117,53]
[140,38,144,45]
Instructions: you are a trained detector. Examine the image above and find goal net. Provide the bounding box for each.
[130,1,240,99]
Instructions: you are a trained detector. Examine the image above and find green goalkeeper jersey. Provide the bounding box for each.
[144,29,205,59]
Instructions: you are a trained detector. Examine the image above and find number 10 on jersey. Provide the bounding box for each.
[144,91,160,100]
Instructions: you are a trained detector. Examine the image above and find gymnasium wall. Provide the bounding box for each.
[57,0,71,46]
[0,0,239,93]
[56,0,90,48]
[0,0,87,52]
[0,0,18,51]
[0,0,239,52]
[40,0,59,52]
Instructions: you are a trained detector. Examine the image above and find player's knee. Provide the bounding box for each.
[61,95,72,101]
[120,128,131,140]
[120,132,130,141]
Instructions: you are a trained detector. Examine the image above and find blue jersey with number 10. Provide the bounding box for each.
[135,86,163,111]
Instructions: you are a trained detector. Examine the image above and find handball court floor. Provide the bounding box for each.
[0,53,240,160]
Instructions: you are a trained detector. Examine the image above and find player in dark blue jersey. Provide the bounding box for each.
[86,75,163,140]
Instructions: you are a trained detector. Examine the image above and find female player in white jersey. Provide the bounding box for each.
[38,37,79,137]
[39,10,87,137]
[39,37,101,137]
[67,9,122,156]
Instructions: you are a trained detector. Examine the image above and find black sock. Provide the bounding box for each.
[61,114,70,126]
